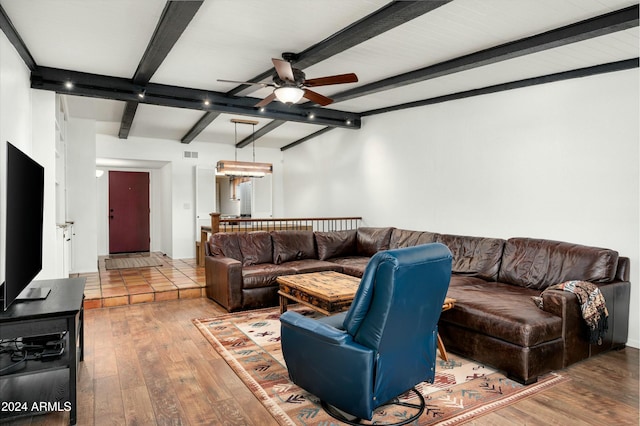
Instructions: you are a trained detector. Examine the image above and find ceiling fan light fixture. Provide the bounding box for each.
[274,87,304,104]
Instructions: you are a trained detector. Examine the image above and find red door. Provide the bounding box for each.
[109,171,150,254]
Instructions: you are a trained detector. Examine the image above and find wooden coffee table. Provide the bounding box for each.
[438,297,456,362]
[277,271,360,315]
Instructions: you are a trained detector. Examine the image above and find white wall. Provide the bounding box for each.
[95,134,284,259]
[67,118,98,273]
[159,162,172,255]
[0,29,32,285]
[0,30,60,282]
[283,69,639,349]
[30,90,57,280]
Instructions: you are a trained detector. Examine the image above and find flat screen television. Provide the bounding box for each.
[1,142,46,311]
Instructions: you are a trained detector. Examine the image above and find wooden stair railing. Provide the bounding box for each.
[197,213,362,265]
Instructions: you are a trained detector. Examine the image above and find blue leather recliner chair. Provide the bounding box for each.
[280,243,452,422]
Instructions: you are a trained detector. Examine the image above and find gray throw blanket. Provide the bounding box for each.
[532,280,608,345]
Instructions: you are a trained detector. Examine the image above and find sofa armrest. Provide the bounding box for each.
[541,289,587,366]
[616,257,630,281]
[541,280,630,366]
[205,256,243,311]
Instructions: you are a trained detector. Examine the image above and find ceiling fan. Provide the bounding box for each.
[217,54,358,107]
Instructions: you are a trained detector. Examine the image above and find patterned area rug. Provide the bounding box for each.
[193,307,568,425]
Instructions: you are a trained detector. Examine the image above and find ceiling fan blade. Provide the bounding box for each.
[304,73,358,87]
[255,92,277,108]
[217,79,270,87]
[272,58,295,82]
[303,89,333,106]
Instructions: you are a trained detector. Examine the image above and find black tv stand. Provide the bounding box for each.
[17,286,51,300]
[0,278,85,425]
[21,332,66,346]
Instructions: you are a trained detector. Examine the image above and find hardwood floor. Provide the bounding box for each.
[2,297,638,425]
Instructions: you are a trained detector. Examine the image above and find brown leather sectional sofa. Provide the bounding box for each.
[204,226,630,384]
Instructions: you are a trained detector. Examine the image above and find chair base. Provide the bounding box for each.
[321,387,425,426]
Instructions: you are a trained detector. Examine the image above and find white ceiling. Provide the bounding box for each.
[1,0,638,150]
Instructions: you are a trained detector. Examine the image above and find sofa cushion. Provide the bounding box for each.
[328,256,370,278]
[356,227,393,256]
[271,230,317,264]
[237,231,273,267]
[207,232,243,261]
[416,232,440,245]
[242,263,297,289]
[441,276,563,347]
[436,234,505,281]
[389,229,438,249]
[284,259,344,274]
[498,238,619,290]
[315,230,357,260]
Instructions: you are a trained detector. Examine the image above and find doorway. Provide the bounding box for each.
[108,171,150,254]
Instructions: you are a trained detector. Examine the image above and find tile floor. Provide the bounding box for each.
[75,252,206,309]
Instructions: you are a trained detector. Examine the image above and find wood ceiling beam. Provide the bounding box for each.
[181,111,222,144]
[133,1,204,84]
[282,58,638,151]
[30,66,361,130]
[236,121,285,148]
[294,0,452,68]
[295,0,452,69]
[361,58,639,117]
[118,102,139,139]
[183,0,451,144]
[281,127,335,151]
[226,0,452,97]
[119,0,203,139]
[0,5,36,71]
[329,4,639,104]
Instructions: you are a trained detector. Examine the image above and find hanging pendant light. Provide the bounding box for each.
[216,160,272,177]
[216,119,273,178]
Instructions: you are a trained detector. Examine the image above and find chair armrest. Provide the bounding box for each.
[280,311,350,344]
[280,311,375,418]
[205,256,243,311]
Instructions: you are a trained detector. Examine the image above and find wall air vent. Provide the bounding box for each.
[183,151,199,159]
